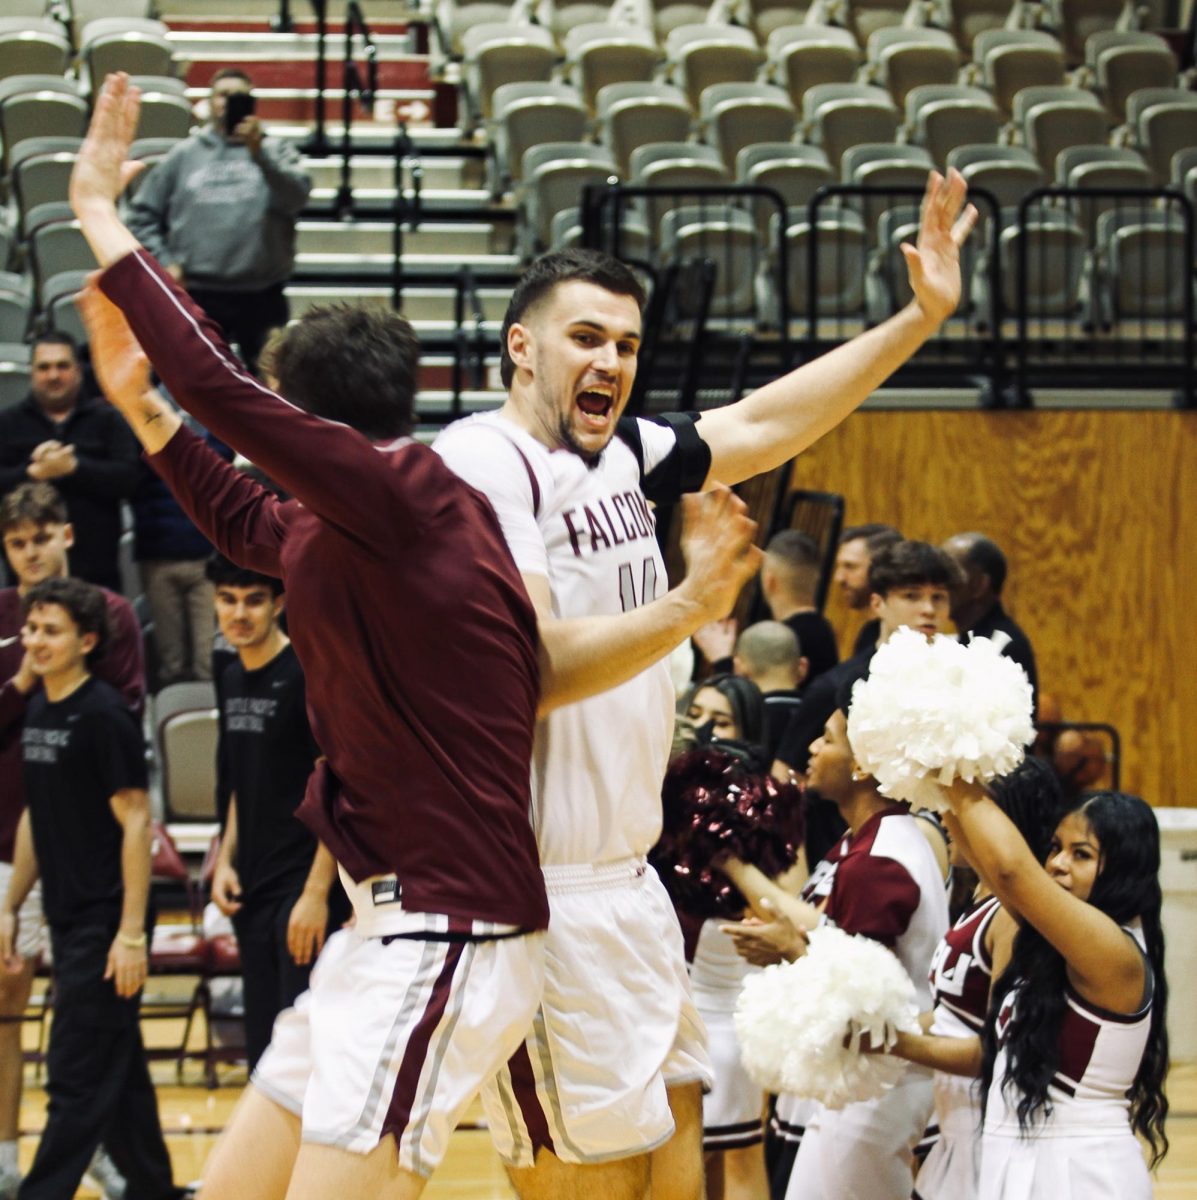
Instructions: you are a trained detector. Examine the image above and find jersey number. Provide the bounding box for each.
[619,557,659,612]
[929,938,975,998]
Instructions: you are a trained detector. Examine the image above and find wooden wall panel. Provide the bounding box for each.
[788,410,1197,808]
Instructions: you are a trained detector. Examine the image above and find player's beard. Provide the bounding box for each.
[557,413,604,470]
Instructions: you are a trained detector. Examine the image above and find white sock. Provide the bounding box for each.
[0,1140,17,1173]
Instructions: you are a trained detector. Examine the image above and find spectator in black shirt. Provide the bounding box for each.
[0,578,184,1200]
[759,531,839,689]
[942,531,1039,711]
[833,523,902,658]
[205,555,345,1070]
[732,621,805,762]
[0,335,140,593]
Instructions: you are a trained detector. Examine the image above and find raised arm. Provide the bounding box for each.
[76,281,285,577]
[71,74,423,545]
[695,171,978,488]
[942,780,1145,1014]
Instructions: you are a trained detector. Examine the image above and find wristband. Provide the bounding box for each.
[116,931,147,950]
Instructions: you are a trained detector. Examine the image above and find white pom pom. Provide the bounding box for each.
[734,925,920,1108]
[846,627,1035,814]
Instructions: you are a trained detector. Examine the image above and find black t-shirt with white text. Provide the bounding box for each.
[220,643,322,902]
[23,677,147,927]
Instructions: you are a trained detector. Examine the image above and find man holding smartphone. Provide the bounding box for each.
[128,68,310,371]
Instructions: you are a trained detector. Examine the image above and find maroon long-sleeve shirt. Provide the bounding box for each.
[0,587,144,861]
[100,251,547,931]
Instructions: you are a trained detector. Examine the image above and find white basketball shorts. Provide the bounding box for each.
[253,924,545,1179]
[0,865,45,962]
[481,857,713,1167]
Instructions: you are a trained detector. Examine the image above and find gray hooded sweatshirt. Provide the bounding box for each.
[128,127,311,292]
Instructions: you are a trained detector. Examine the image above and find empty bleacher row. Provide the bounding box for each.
[0,1,1193,408]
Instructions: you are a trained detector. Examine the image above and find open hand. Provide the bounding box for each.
[679,486,762,623]
[70,72,146,216]
[901,169,978,327]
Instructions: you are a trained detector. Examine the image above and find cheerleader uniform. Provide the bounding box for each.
[914,894,1001,1200]
[979,927,1153,1200]
[690,919,765,1152]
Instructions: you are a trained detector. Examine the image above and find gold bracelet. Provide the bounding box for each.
[117,931,147,950]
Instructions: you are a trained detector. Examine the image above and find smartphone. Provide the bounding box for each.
[223,91,256,135]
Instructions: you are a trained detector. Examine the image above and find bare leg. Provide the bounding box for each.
[649,1084,706,1200]
[198,1085,302,1200]
[0,962,35,1141]
[284,1139,427,1200]
[507,1149,650,1200]
[719,1144,768,1200]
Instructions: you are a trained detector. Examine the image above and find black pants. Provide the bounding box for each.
[186,282,289,372]
[232,891,317,1073]
[19,924,181,1200]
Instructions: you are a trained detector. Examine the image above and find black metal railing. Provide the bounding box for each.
[334,0,378,215]
[1012,186,1194,406]
[450,267,488,417]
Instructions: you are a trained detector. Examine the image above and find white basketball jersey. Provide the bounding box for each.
[435,410,705,866]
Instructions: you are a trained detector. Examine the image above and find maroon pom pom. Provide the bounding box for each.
[649,748,806,919]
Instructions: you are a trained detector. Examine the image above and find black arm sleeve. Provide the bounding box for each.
[617,413,713,507]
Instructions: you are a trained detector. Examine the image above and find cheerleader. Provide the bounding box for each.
[940,783,1169,1199]
[884,758,1062,1199]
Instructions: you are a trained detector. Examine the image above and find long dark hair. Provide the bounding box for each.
[987,756,1062,865]
[693,673,766,759]
[981,791,1169,1165]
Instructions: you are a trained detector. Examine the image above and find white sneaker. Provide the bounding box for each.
[83,1147,127,1200]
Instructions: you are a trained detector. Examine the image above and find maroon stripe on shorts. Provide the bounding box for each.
[382,942,465,1141]
[508,1040,555,1155]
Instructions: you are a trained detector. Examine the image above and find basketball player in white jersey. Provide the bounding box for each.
[434,170,976,1200]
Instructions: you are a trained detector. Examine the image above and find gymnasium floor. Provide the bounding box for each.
[14,1019,1197,1198]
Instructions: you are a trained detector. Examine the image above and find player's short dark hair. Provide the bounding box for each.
[270,304,419,441]
[839,523,902,554]
[0,482,68,533]
[765,529,820,569]
[31,331,80,363]
[22,577,109,661]
[868,539,962,597]
[205,553,284,596]
[499,249,646,389]
[956,532,1008,594]
[210,67,253,88]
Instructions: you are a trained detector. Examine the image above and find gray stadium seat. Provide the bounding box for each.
[630,141,729,233]
[947,143,1044,210]
[699,82,796,172]
[536,0,612,38]
[518,141,618,257]
[564,23,661,111]
[1086,31,1177,122]
[1056,145,1153,238]
[0,77,88,172]
[802,83,900,171]
[973,29,1066,115]
[0,355,31,413]
[30,217,97,299]
[1127,87,1197,185]
[1012,85,1109,176]
[771,205,868,318]
[843,0,910,47]
[736,143,834,237]
[133,90,193,140]
[840,142,934,239]
[81,18,176,92]
[43,270,91,345]
[0,275,31,344]
[995,204,1086,317]
[1095,207,1191,321]
[943,0,1016,55]
[155,682,220,822]
[463,22,557,122]
[1055,0,1129,66]
[746,0,816,39]
[865,27,961,108]
[490,81,589,189]
[597,81,692,174]
[550,205,650,258]
[665,24,765,110]
[0,19,71,82]
[10,136,82,224]
[904,84,1002,167]
[766,26,861,112]
[660,205,759,317]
